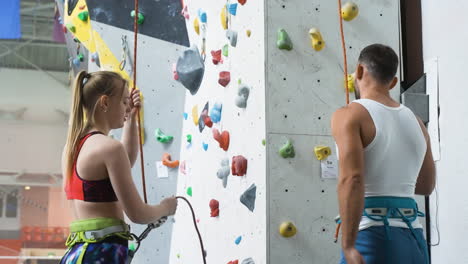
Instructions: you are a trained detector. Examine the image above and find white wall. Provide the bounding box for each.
[422,1,468,263]
[169,0,266,263]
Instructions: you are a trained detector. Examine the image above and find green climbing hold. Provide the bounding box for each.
[187,134,192,143]
[78,11,89,22]
[277,29,293,51]
[131,10,145,25]
[222,44,229,57]
[262,139,266,146]
[155,128,173,143]
[187,187,193,197]
[177,253,181,258]
[129,243,136,251]
[66,23,76,33]
[77,54,84,62]
[279,139,295,158]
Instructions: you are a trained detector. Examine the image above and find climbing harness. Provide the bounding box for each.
[334,197,429,264]
[119,35,128,71]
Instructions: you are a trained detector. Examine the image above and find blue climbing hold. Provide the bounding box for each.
[203,142,208,151]
[235,236,242,245]
[198,9,207,23]
[183,112,188,120]
[210,103,222,123]
[72,58,81,67]
[228,3,238,16]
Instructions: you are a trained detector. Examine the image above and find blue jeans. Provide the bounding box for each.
[340,226,428,264]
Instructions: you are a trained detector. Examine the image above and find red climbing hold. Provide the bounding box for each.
[232,155,248,176]
[203,115,213,128]
[213,129,230,151]
[209,199,219,217]
[62,25,67,33]
[228,261,239,264]
[219,71,231,87]
[79,5,86,10]
[211,50,222,65]
[238,0,247,5]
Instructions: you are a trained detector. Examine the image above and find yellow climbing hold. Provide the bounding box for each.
[192,105,199,125]
[345,74,355,93]
[341,2,359,21]
[246,30,252,37]
[279,221,297,238]
[194,18,200,35]
[309,28,325,51]
[221,6,228,30]
[314,146,331,161]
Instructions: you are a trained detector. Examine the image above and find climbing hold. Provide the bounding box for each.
[279,221,297,238]
[279,139,295,158]
[183,112,188,120]
[91,52,100,67]
[62,24,67,33]
[162,153,179,168]
[129,243,136,251]
[72,58,81,67]
[203,115,213,128]
[309,28,325,51]
[238,0,247,5]
[221,46,229,58]
[209,199,219,217]
[79,5,86,10]
[314,146,332,161]
[180,160,186,175]
[155,128,174,143]
[192,105,199,125]
[130,10,145,24]
[177,253,181,258]
[345,73,355,93]
[73,37,80,43]
[242,258,255,264]
[194,18,200,35]
[277,29,293,50]
[198,9,207,23]
[220,6,228,30]
[246,30,252,37]
[232,155,248,176]
[341,2,359,21]
[181,5,190,19]
[262,139,266,146]
[217,159,230,188]
[77,11,89,22]
[198,102,209,132]
[66,23,76,33]
[228,3,238,16]
[186,134,192,143]
[226,30,238,47]
[187,187,193,197]
[172,63,179,80]
[211,50,223,65]
[77,54,84,62]
[219,71,231,87]
[240,184,256,212]
[235,236,242,245]
[213,129,230,151]
[210,102,222,123]
[228,260,239,264]
[203,142,209,151]
[235,84,250,108]
[176,45,205,95]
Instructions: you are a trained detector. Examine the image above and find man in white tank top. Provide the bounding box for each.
[332,44,436,264]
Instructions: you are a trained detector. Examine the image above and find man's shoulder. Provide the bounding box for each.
[332,103,366,123]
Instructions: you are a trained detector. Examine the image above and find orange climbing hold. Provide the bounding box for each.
[213,129,230,151]
[79,5,86,10]
[238,0,247,5]
[162,153,179,168]
[232,155,248,176]
[209,199,220,217]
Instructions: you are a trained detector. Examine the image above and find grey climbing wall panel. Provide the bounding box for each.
[91,20,187,263]
[266,0,402,263]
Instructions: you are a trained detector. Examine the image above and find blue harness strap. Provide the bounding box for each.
[363,196,429,264]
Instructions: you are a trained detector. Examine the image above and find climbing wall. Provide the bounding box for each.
[266,0,401,263]
[169,0,266,263]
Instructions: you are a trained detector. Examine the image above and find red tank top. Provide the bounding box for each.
[65,131,118,202]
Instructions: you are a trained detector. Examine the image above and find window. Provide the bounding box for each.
[6,190,18,218]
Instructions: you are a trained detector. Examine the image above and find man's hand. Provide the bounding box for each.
[343,248,365,264]
[130,89,141,117]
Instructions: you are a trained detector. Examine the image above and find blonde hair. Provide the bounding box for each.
[64,70,127,182]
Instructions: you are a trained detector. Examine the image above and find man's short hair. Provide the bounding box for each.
[358,44,399,84]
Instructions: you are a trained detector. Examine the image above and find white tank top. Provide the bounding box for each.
[351,99,427,230]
